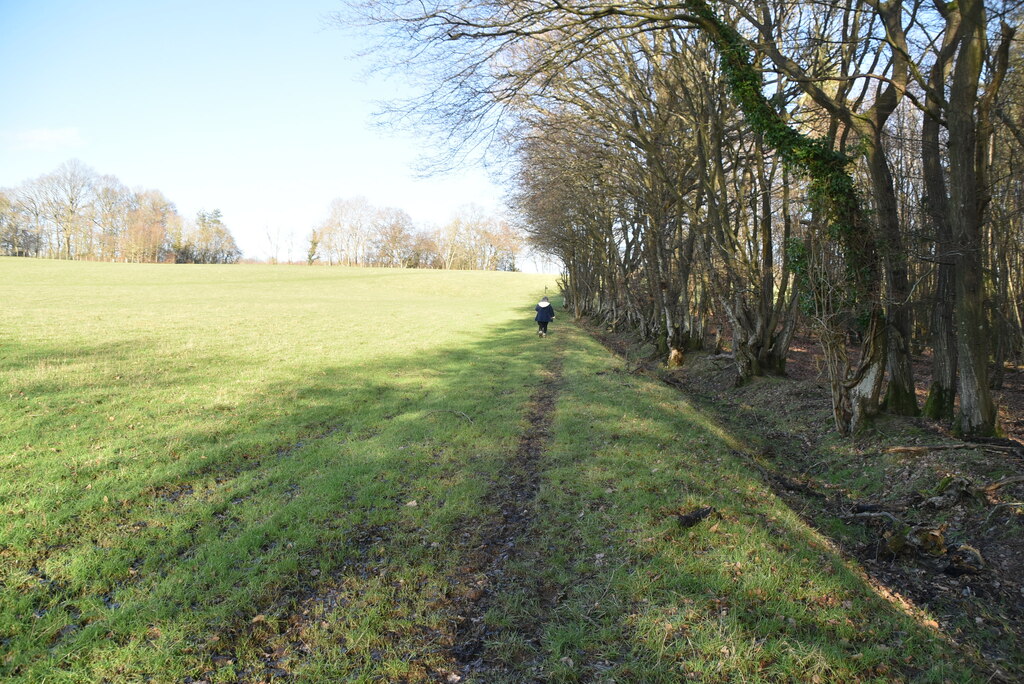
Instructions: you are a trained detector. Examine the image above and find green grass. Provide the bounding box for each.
[478,326,981,682]
[0,258,984,681]
[1,259,555,681]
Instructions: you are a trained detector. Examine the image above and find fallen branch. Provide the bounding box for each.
[676,506,716,528]
[423,410,474,423]
[801,461,827,475]
[840,511,903,525]
[883,445,971,455]
[982,475,1024,494]
[852,502,908,514]
[964,436,1024,451]
[755,465,826,498]
[882,444,1019,456]
[984,502,1024,524]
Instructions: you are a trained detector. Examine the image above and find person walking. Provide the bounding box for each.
[535,296,555,337]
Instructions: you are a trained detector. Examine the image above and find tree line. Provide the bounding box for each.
[354,0,1024,438]
[0,160,241,264]
[1,160,523,271]
[308,198,523,270]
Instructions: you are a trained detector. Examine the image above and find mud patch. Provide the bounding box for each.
[190,522,399,683]
[443,348,565,679]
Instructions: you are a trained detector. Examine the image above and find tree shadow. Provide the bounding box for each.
[1,317,980,681]
[1,317,558,679]
[470,325,983,682]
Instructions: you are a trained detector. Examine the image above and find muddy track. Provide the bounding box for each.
[445,343,565,680]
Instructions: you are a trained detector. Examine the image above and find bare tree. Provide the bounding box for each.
[0,189,41,257]
[316,197,376,266]
[93,176,130,261]
[346,0,1023,435]
[39,159,96,260]
[372,207,415,267]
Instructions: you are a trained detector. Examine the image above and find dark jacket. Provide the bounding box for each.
[535,302,555,322]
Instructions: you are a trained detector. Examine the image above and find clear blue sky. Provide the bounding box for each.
[0,0,507,261]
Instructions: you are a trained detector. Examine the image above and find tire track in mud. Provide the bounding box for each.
[444,342,565,680]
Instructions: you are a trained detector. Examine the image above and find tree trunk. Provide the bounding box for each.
[924,256,958,420]
[948,0,997,437]
[864,142,919,416]
[921,12,959,422]
[846,306,888,434]
[953,255,997,436]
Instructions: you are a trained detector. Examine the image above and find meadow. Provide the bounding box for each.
[0,258,985,682]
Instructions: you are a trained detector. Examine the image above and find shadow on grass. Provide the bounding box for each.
[0,319,981,682]
[1,319,554,680]
[470,325,984,682]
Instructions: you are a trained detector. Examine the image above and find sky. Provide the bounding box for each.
[0,0,518,263]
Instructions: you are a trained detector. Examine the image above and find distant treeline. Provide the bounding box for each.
[0,160,241,264]
[309,198,522,271]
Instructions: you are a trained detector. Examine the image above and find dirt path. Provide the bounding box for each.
[444,342,565,681]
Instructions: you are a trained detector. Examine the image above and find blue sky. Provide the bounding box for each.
[0,0,507,261]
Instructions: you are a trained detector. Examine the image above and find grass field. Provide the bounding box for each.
[0,258,986,682]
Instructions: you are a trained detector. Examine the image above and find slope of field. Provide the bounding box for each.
[0,259,984,681]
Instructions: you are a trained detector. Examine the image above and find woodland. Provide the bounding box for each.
[0,161,242,265]
[356,0,1024,439]
[0,162,523,271]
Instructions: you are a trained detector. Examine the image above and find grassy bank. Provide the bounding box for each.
[0,258,983,681]
[475,324,982,682]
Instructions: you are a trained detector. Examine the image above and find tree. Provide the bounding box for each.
[939,0,1011,436]
[40,159,96,260]
[124,190,179,263]
[488,219,523,271]
[93,176,131,261]
[0,189,41,257]
[372,207,415,267]
[316,197,376,265]
[348,0,1021,436]
[171,209,240,264]
[434,215,466,270]
[195,209,241,264]
[307,229,320,265]
[10,178,48,258]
